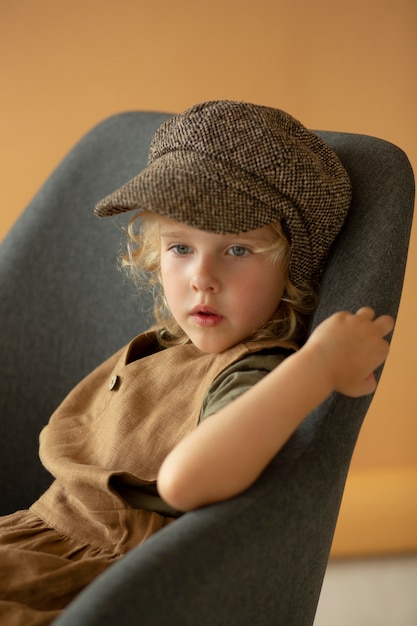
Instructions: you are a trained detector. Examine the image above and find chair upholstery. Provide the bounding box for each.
[0,111,414,625]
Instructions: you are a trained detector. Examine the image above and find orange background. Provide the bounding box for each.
[1,0,416,556]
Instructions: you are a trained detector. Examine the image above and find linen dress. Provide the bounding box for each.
[0,331,288,625]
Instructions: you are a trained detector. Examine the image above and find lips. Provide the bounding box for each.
[191,305,224,327]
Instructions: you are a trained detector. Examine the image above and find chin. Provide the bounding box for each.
[191,336,239,354]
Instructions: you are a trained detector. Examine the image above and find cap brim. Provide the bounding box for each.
[96,152,289,232]
[95,150,315,285]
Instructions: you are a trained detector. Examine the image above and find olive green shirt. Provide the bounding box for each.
[117,349,288,517]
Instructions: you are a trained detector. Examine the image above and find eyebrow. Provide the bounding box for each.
[159,231,189,238]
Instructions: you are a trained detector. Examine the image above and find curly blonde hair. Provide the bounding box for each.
[122,211,318,349]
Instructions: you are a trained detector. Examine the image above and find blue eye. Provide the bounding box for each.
[171,244,191,255]
[228,246,249,257]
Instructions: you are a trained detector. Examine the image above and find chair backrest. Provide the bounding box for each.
[0,112,170,511]
[0,111,414,526]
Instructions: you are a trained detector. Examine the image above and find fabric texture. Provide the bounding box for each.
[0,510,115,626]
[95,100,352,287]
[0,331,288,624]
[200,350,288,419]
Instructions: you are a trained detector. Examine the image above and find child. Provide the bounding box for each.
[0,100,393,624]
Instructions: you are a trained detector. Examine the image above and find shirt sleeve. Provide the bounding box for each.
[199,350,288,423]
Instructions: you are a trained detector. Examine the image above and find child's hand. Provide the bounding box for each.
[306,307,395,397]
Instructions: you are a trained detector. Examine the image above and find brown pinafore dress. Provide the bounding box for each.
[0,331,286,625]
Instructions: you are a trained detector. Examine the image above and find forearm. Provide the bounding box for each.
[157,342,333,512]
[158,308,393,512]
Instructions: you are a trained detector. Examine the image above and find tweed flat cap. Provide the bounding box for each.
[95,100,351,287]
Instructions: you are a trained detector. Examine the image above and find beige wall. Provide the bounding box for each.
[1,0,416,556]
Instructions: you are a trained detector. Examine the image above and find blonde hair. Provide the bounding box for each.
[122,211,318,349]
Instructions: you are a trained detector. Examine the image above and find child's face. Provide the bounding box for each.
[159,219,285,353]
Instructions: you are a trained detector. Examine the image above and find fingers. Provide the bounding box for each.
[307,306,395,399]
[350,307,394,397]
[356,306,376,319]
[320,307,395,398]
[374,314,395,336]
[356,307,395,337]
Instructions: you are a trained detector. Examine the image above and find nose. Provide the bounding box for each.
[190,255,221,293]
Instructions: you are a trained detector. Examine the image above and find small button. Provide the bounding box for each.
[108,374,119,390]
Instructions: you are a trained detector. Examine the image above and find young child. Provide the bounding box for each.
[0,100,393,625]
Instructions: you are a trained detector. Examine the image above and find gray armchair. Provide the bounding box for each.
[0,111,414,625]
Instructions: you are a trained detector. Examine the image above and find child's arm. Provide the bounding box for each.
[157,307,394,512]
